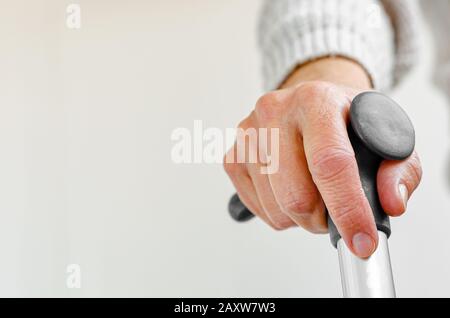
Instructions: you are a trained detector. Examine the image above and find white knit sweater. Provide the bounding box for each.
[258,0,432,92]
[422,0,450,98]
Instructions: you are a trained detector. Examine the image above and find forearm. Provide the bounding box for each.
[281,57,373,90]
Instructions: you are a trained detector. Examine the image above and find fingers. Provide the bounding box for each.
[377,151,422,217]
[224,117,294,230]
[223,156,276,227]
[224,143,297,231]
[299,83,378,258]
[247,164,296,230]
[224,102,321,232]
[252,91,328,233]
[263,125,327,234]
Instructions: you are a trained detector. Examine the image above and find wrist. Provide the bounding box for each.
[281,57,373,90]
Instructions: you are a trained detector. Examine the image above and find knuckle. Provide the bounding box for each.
[310,146,355,183]
[293,82,348,120]
[281,190,317,216]
[237,117,251,130]
[255,92,282,123]
[223,158,239,176]
[406,153,423,185]
[297,81,332,98]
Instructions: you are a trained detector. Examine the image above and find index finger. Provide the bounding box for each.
[298,86,378,258]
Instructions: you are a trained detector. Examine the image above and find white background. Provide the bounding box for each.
[0,0,449,297]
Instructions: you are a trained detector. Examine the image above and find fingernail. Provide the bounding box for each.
[352,232,376,258]
[399,184,409,210]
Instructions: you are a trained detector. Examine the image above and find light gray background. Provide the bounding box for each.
[0,0,449,297]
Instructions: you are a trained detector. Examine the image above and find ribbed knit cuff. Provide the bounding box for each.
[381,0,420,84]
[258,0,396,91]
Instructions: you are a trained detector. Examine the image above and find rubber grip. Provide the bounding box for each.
[328,92,415,247]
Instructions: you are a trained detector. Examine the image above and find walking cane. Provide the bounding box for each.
[227,92,415,298]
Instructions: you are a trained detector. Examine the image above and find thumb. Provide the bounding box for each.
[377,151,422,217]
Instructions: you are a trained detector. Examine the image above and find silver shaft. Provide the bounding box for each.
[337,231,396,298]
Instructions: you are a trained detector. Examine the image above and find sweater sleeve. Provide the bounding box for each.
[421,0,450,99]
[257,0,418,91]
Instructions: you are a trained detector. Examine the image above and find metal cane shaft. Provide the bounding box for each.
[337,231,395,298]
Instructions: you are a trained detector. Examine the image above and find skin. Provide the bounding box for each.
[224,57,422,258]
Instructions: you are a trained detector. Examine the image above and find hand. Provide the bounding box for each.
[224,57,422,258]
